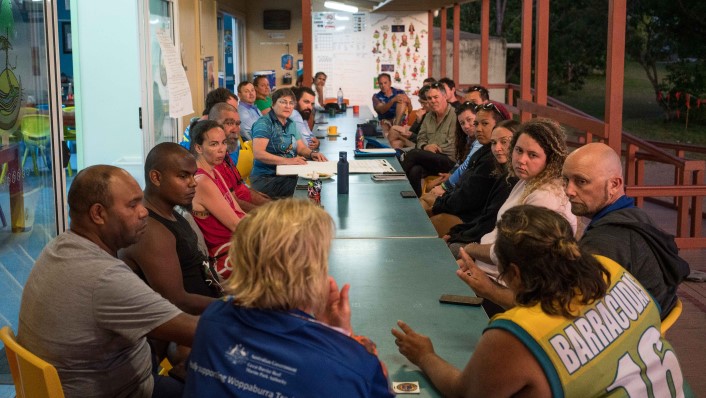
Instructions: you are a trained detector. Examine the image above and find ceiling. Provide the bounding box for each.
[312,0,476,13]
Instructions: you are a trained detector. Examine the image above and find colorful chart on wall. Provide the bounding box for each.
[312,12,428,110]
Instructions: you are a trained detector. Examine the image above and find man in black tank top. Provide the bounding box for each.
[120,143,221,316]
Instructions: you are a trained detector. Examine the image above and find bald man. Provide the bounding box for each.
[563,143,690,318]
[120,143,221,316]
[19,165,197,397]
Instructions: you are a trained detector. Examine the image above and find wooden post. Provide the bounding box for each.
[440,7,447,77]
[480,0,489,86]
[604,0,627,153]
[520,0,533,122]
[534,0,549,106]
[428,10,434,78]
[453,3,460,84]
[302,0,313,88]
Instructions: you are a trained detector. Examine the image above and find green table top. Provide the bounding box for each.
[329,238,487,397]
[294,178,437,238]
[298,107,438,238]
[313,107,387,160]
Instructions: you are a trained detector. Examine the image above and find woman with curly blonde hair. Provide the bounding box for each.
[462,118,577,311]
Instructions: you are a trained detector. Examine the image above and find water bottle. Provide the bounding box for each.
[337,151,349,194]
[337,88,344,108]
[355,124,364,150]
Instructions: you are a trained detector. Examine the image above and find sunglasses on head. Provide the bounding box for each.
[429,82,444,89]
[474,102,506,119]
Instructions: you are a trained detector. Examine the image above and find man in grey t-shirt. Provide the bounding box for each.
[18,165,198,398]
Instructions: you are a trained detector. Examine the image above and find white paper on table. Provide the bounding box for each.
[356,148,397,154]
[155,29,194,118]
[277,159,396,175]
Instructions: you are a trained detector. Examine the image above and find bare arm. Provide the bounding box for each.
[457,250,516,309]
[120,218,216,315]
[392,322,548,397]
[248,189,271,206]
[252,137,307,166]
[148,313,198,347]
[235,197,257,213]
[373,95,396,116]
[193,174,242,231]
[296,139,328,161]
[463,242,493,264]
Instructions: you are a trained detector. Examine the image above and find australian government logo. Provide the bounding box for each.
[224,344,298,387]
[226,344,249,365]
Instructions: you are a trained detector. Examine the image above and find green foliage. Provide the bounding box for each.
[663,60,706,124]
[626,0,706,119]
[438,0,609,95]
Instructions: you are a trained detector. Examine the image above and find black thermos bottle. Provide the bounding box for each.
[337,151,349,194]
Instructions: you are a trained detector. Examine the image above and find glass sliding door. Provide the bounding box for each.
[140,0,178,149]
[0,0,64,343]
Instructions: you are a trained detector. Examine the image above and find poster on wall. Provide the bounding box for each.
[155,29,194,118]
[312,12,427,113]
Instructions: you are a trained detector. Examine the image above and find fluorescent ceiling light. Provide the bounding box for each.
[324,1,358,13]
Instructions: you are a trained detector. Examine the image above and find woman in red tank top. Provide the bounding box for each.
[189,120,246,279]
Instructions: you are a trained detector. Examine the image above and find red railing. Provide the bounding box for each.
[459,83,706,249]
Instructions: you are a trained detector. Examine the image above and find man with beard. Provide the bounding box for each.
[18,164,197,397]
[121,143,222,315]
[562,142,690,319]
[291,86,320,150]
[208,102,270,212]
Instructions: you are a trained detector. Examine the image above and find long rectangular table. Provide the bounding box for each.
[303,107,487,396]
[329,238,486,397]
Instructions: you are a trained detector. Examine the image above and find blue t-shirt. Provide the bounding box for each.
[374,87,406,121]
[184,299,393,398]
[250,112,301,177]
[290,109,315,147]
[238,102,263,141]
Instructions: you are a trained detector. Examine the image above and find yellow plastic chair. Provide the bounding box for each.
[660,298,683,336]
[0,326,65,398]
[236,140,254,184]
[20,114,51,175]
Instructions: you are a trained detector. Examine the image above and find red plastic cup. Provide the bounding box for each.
[353,105,360,114]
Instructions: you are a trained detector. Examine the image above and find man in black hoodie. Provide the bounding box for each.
[563,143,690,319]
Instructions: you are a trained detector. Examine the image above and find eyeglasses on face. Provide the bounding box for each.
[223,120,241,127]
[276,99,296,107]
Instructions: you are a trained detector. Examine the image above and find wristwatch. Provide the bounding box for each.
[309,149,319,159]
